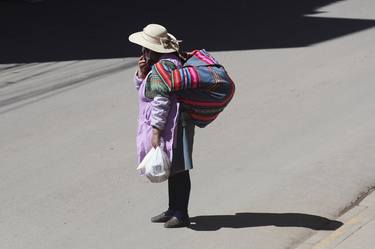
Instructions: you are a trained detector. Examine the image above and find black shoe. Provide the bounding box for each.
[164,216,190,228]
[151,210,174,223]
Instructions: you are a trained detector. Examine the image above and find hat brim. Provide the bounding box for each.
[128,31,176,54]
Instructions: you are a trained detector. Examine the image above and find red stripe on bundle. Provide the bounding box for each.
[190,112,219,122]
[172,69,181,90]
[178,95,227,108]
[174,70,182,90]
[195,51,215,65]
[178,81,235,108]
[156,63,172,87]
[188,67,199,89]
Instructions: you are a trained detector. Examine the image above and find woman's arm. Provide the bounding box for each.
[150,95,171,148]
[151,95,171,130]
[149,59,178,148]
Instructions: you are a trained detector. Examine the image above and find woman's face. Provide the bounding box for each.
[142,47,151,63]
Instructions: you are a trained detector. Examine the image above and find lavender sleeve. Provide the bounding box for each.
[134,70,171,130]
[151,95,171,130]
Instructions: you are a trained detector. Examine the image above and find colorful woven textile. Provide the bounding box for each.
[148,49,235,128]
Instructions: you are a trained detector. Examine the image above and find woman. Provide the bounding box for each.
[129,24,195,228]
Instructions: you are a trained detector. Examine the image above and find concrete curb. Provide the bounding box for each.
[294,190,375,249]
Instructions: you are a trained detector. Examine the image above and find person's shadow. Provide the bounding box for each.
[188,212,343,231]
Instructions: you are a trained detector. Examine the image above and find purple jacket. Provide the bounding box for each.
[134,54,183,164]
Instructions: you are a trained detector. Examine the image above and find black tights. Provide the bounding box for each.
[168,170,191,215]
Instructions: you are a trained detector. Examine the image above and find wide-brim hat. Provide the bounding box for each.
[128,24,181,53]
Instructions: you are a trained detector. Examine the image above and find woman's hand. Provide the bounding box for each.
[137,55,150,79]
[151,127,161,148]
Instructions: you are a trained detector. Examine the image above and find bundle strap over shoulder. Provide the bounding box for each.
[145,59,177,98]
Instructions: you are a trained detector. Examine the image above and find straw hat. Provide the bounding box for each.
[128,24,181,53]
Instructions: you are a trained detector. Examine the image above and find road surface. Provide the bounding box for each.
[1,0,375,248]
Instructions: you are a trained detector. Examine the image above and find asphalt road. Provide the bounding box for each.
[1,1,375,248]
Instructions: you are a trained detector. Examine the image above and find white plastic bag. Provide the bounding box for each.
[137,146,170,183]
[136,148,154,176]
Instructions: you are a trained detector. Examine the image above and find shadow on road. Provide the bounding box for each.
[2,0,375,63]
[189,212,343,231]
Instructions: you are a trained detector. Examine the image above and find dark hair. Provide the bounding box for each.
[144,47,189,64]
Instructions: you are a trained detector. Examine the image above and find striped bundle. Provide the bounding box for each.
[149,49,235,128]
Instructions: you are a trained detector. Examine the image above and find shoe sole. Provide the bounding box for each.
[151,216,173,223]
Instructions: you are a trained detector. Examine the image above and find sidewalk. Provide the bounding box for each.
[296,189,375,249]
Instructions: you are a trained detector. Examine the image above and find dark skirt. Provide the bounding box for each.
[170,118,195,175]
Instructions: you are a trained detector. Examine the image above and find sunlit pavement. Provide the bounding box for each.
[1,1,375,248]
